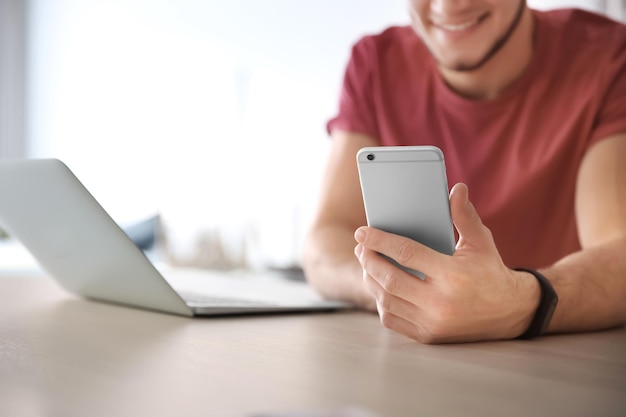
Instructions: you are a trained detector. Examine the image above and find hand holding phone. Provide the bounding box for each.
[356,146,456,279]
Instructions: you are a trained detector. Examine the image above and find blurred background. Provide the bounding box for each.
[1,0,624,273]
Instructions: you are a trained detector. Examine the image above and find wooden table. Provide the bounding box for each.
[1,275,624,417]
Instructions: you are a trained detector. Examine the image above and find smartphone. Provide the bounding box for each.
[356,146,456,279]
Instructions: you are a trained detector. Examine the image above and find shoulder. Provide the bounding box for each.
[535,8,626,53]
[359,25,419,48]
[533,8,626,90]
[351,25,426,63]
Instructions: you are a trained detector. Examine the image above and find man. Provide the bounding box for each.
[303,0,626,343]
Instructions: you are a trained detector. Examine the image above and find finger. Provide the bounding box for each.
[356,245,428,305]
[364,270,458,344]
[362,269,427,322]
[355,226,448,279]
[359,264,427,337]
[449,183,495,248]
[373,309,434,343]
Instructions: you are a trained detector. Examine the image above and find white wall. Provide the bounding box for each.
[27,0,409,268]
[529,0,625,20]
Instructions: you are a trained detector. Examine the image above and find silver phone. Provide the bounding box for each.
[356,146,456,279]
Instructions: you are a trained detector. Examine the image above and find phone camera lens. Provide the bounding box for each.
[367,153,375,161]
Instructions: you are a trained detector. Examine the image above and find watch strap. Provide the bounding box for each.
[515,268,558,339]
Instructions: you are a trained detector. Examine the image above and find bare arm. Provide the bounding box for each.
[541,133,626,333]
[303,131,378,309]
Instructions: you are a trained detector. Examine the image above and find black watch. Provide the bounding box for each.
[515,268,558,339]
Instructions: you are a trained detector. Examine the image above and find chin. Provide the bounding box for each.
[437,55,487,72]
[425,39,491,72]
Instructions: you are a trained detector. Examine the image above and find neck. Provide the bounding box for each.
[439,8,535,100]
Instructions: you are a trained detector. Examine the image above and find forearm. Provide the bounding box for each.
[303,225,375,310]
[541,237,626,334]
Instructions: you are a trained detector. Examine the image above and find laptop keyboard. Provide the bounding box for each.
[178,291,277,307]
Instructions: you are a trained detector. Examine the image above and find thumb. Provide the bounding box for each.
[449,183,493,248]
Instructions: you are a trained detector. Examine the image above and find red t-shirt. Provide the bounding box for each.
[328,9,626,269]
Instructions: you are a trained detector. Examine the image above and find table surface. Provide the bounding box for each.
[1,274,625,417]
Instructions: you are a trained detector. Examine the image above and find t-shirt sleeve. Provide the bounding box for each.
[326,36,380,139]
[590,33,626,145]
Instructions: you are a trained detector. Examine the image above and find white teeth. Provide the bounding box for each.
[439,18,479,31]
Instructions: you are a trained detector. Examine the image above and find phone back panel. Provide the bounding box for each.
[356,146,455,256]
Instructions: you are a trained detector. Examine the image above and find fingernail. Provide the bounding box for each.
[354,244,363,257]
[354,228,366,242]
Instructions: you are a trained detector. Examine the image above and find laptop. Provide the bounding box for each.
[0,158,350,316]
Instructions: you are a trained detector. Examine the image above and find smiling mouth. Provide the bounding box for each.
[433,13,489,32]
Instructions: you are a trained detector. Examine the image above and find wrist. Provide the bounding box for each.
[510,269,542,338]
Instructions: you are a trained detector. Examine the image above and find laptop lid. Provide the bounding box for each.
[0,159,347,316]
[0,159,193,316]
